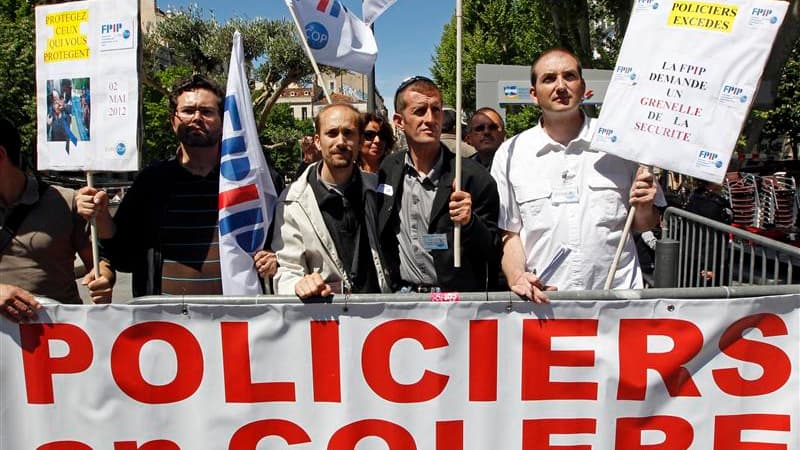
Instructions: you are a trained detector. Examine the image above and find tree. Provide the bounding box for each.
[752,39,800,160]
[431,0,634,132]
[141,6,321,170]
[0,0,35,162]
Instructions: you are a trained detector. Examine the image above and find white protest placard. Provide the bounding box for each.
[591,0,788,183]
[35,0,139,172]
[2,297,799,449]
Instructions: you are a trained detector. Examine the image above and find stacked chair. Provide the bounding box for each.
[724,172,760,227]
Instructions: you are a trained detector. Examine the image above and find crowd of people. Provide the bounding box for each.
[1,47,665,320]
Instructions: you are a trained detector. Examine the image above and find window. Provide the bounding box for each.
[301,107,308,120]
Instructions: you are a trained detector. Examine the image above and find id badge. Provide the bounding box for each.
[422,233,448,251]
[551,179,579,204]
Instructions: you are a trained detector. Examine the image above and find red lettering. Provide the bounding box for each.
[615,416,693,449]
[229,419,311,449]
[328,419,416,449]
[437,421,463,450]
[311,320,341,402]
[110,322,202,404]
[714,414,790,449]
[522,319,598,400]
[221,322,295,402]
[469,320,497,401]
[362,319,449,402]
[38,442,92,450]
[522,418,596,450]
[618,319,702,400]
[114,441,181,450]
[21,323,93,404]
[712,314,790,396]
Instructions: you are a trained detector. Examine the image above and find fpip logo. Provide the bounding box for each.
[305,22,329,50]
[752,7,772,17]
[636,0,659,10]
[219,95,265,254]
[504,85,518,97]
[721,84,748,104]
[722,85,743,96]
[697,150,724,169]
[101,23,123,34]
[616,66,633,74]
[597,127,618,143]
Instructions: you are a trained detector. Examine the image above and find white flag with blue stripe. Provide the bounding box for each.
[218,31,277,295]
[286,0,378,74]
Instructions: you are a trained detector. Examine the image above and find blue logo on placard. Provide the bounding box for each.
[770,16,778,24]
[740,95,748,103]
[715,160,724,169]
[115,143,126,156]
[611,135,618,143]
[305,22,329,50]
[653,2,659,9]
[123,29,130,39]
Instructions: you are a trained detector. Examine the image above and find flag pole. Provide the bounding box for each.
[286,2,332,104]
[604,165,652,289]
[85,171,101,279]
[367,24,376,114]
[453,0,463,268]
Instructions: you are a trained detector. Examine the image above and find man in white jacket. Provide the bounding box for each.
[271,104,390,299]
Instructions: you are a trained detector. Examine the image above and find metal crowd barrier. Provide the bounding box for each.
[124,284,800,306]
[658,207,800,288]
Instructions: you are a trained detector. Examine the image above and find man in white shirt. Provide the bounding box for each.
[491,48,663,302]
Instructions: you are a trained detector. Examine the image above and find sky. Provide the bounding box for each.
[162,0,456,115]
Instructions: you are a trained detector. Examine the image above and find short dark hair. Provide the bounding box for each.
[361,112,396,151]
[314,103,364,135]
[394,76,440,112]
[530,48,583,85]
[442,108,458,133]
[0,115,22,167]
[169,74,225,117]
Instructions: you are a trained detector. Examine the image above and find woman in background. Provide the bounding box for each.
[359,112,395,173]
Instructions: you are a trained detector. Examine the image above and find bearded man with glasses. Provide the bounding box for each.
[75,74,255,297]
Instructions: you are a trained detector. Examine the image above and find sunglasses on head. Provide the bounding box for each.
[394,75,435,106]
[471,123,501,133]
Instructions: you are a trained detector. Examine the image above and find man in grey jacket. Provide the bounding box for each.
[271,104,390,299]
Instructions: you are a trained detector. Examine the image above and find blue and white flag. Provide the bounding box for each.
[286,0,378,74]
[363,0,397,25]
[218,31,277,295]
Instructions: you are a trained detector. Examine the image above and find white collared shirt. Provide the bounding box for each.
[491,117,664,290]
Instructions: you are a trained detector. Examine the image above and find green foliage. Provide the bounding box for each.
[505,105,541,137]
[756,41,800,158]
[431,0,556,111]
[260,103,314,179]
[140,6,318,167]
[0,0,35,163]
[431,0,630,114]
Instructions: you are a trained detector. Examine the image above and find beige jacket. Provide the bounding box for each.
[271,163,390,295]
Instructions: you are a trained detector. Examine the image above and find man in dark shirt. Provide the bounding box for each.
[377,76,501,292]
[76,74,259,297]
[271,103,390,299]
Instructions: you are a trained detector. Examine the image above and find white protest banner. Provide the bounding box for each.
[591,0,787,183]
[2,296,799,449]
[35,0,139,172]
